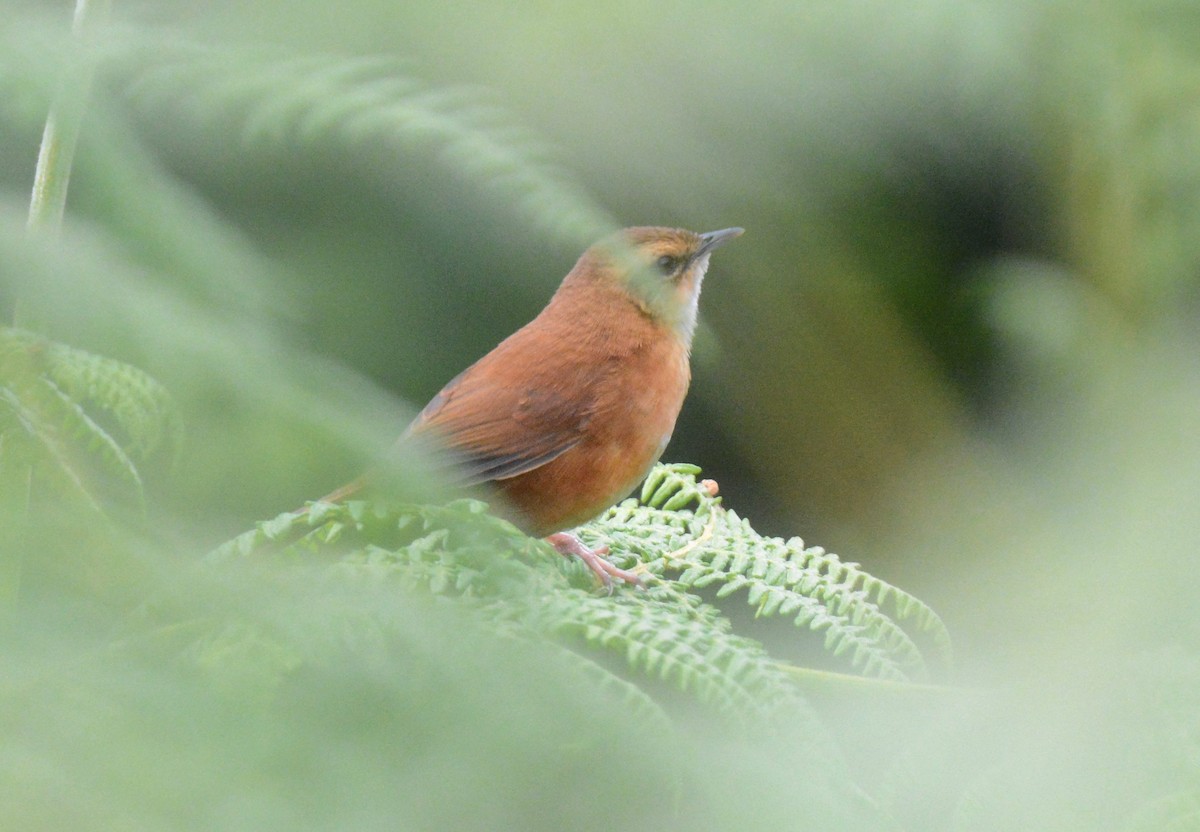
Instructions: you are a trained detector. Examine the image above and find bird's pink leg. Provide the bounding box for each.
[546,532,644,588]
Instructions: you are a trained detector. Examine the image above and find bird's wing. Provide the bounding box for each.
[406,358,592,485]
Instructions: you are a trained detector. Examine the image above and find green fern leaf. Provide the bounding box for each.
[211,461,948,723]
[119,46,615,244]
[586,463,952,682]
[0,327,181,511]
[42,340,182,460]
[0,384,101,511]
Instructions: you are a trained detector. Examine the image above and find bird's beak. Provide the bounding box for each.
[697,227,745,256]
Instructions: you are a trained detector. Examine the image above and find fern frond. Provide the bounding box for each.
[216,499,810,719]
[118,45,615,244]
[494,618,678,741]
[0,327,180,510]
[502,587,808,718]
[588,463,952,682]
[42,340,182,460]
[177,618,305,708]
[216,462,948,722]
[210,498,559,601]
[37,375,144,495]
[0,383,102,511]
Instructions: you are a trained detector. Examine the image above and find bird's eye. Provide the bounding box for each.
[656,254,679,274]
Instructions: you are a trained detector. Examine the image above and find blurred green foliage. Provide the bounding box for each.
[2,0,1200,829]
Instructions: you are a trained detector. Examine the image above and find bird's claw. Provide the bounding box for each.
[545,532,644,590]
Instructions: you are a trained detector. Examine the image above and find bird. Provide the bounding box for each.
[316,225,743,586]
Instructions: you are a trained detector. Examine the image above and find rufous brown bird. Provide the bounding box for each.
[317,225,743,586]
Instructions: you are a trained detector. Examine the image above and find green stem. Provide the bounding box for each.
[26,0,113,236]
[9,0,113,612]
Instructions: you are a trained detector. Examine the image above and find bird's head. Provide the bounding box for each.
[564,226,743,343]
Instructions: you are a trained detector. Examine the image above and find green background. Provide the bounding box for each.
[2,1,1199,829]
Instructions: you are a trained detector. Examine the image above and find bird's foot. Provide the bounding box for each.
[546,532,644,589]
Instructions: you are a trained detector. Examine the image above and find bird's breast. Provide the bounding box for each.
[497,333,692,536]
